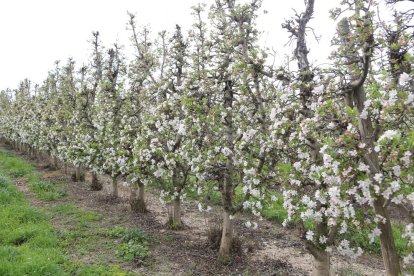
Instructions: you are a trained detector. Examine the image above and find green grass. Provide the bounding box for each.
[63,261,131,276]
[0,172,66,275]
[52,203,102,226]
[30,179,66,201]
[261,192,288,224]
[346,223,409,257]
[0,150,133,275]
[0,151,65,201]
[50,206,150,265]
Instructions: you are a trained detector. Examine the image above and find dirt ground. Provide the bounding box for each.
[6,146,386,276]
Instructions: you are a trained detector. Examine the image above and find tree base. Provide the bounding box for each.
[130,198,147,213]
[167,219,184,230]
[312,251,330,276]
[90,173,102,191]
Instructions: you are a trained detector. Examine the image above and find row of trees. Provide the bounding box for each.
[1,0,413,275]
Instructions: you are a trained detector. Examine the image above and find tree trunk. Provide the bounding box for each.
[312,251,330,276]
[356,96,402,276]
[355,89,401,276]
[75,166,84,182]
[35,149,41,163]
[90,171,102,191]
[130,181,146,212]
[218,78,235,262]
[218,210,233,261]
[53,155,58,169]
[111,176,118,198]
[30,147,36,159]
[374,197,401,276]
[49,155,58,169]
[338,16,402,276]
[167,197,182,229]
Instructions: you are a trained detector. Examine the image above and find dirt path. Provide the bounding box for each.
[6,146,386,275]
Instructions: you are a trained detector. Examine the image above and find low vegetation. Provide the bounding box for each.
[0,150,141,275]
[0,151,65,200]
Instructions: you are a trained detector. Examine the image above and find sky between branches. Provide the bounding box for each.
[0,0,406,91]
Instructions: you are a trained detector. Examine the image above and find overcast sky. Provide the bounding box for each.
[0,0,402,91]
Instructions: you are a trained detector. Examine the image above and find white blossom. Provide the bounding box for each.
[399,72,410,86]
[306,230,314,241]
[368,227,381,243]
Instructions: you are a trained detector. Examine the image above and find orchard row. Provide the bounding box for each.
[0,0,413,275]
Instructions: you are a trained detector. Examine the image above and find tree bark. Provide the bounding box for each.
[74,166,84,182]
[374,197,401,276]
[90,171,102,191]
[130,180,146,212]
[167,196,182,229]
[311,250,330,276]
[49,155,58,170]
[35,150,42,163]
[218,78,235,261]
[218,210,233,261]
[111,176,118,198]
[31,147,36,160]
[28,146,33,159]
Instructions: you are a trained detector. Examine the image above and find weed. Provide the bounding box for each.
[31,180,66,201]
[118,241,150,261]
[64,260,132,276]
[336,266,364,276]
[121,228,149,244]
[105,226,151,262]
[106,226,129,238]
